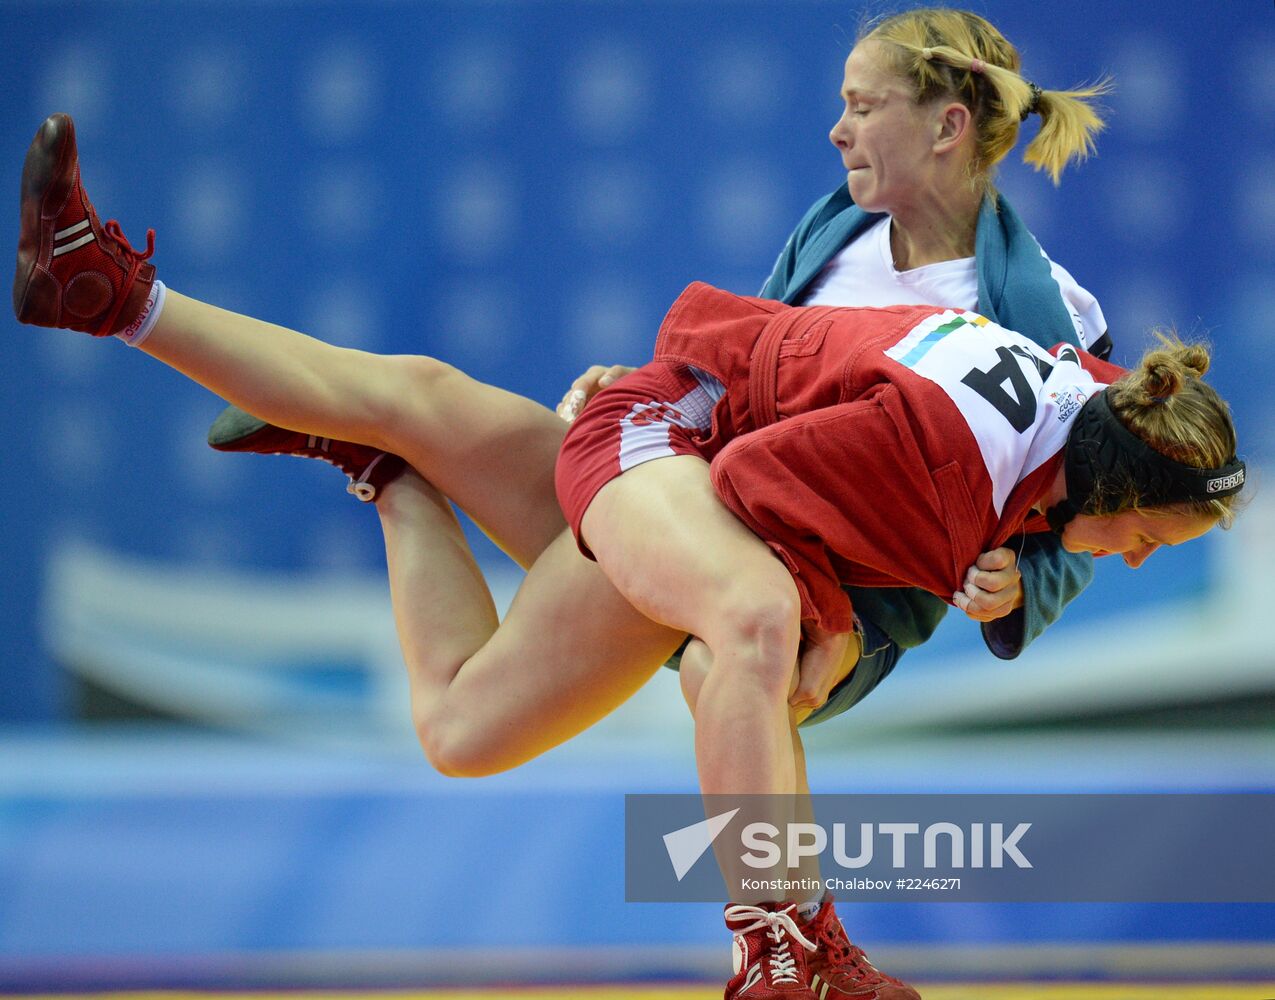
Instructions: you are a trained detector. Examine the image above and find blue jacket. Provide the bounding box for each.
[766,184,1102,669]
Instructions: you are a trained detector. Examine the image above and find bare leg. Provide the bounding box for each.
[680,636,814,903]
[24,124,689,777]
[790,723,824,907]
[685,646,835,906]
[678,638,713,715]
[143,291,566,566]
[581,456,804,799]
[124,290,685,771]
[374,469,686,775]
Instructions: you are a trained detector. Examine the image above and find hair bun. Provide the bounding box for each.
[1142,359,1185,401]
[1179,343,1210,379]
[1134,336,1210,405]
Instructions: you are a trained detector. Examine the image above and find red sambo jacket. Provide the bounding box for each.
[653,282,1123,633]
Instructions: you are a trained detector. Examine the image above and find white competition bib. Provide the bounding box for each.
[885,310,1106,514]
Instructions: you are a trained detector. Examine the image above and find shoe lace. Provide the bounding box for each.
[820,919,865,969]
[94,220,156,336]
[103,219,156,262]
[347,452,389,502]
[725,904,816,986]
[818,921,903,985]
[301,435,386,502]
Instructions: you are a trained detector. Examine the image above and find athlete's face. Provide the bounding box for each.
[1060,508,1216,568]
[828,41,943,214]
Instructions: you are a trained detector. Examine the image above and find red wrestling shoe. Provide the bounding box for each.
[14,113,157,336]
[802,895,921,999]
[724,902,819,998]
[208,404,406,503]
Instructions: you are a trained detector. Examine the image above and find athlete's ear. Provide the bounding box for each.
[934,101,972,154]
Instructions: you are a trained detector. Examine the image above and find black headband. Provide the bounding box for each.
[1045,389,1246,534]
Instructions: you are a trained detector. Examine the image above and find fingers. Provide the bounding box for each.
[966,546,1018,589]
[789,680,830,711]
[571,365,610,395]
[557,365,608,421]
[557,389,587,422]
[962,547,1020,593]
[595,364,633,389]
[788,629,855,711]
[953,547,1022,621]
[952,586,1013,620]
[975,546,1015,572]
[556,364,636,422]
[963,565,1014,594]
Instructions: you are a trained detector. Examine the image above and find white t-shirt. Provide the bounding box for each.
[799,217,1106,353]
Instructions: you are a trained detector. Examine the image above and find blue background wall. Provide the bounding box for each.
[0,0,1272,988]
[2,0,1273,718]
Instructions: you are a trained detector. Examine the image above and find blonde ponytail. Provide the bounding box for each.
[1025,81,1112,184]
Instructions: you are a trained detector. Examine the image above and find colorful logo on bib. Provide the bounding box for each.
[1049,388,1088,423]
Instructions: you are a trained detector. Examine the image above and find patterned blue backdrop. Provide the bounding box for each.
[0,0,1273,984]
[1,1,1272,719]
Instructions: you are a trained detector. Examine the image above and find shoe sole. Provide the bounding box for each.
[207,405,270,450]
[13,113,76,325]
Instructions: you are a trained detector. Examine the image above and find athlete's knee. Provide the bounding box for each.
[705,580,802,694]
[397,352,461,391]
[365,353,463,431]
[716,576,802,650]
[414,705,507,779]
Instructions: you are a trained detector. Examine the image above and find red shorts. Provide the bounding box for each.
[555,361,729,557]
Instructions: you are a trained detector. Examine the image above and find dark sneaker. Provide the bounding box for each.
[14,112,157,336]
[802,894,921,999]
[208,404,406,502]
[724,902,818,998]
